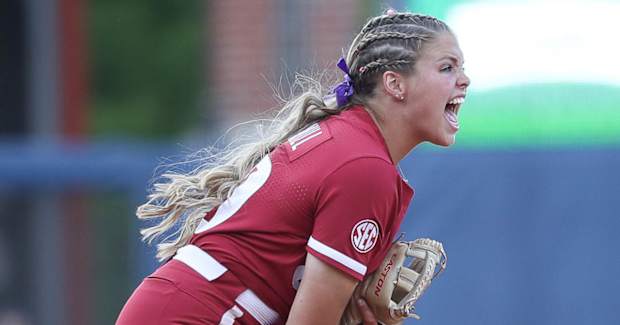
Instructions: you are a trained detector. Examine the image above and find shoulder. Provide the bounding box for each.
[282,107,390,163]
[269,106,394,186]
[317,157,399,199]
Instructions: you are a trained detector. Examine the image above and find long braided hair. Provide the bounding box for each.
[139,11,451,261]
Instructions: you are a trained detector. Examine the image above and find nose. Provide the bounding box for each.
[458,69,471,90]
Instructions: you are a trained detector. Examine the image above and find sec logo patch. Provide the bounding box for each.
[351,219,380,253]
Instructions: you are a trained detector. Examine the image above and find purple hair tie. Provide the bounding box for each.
[333,58,355,107]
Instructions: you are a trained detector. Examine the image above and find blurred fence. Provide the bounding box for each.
[0,141,165,325]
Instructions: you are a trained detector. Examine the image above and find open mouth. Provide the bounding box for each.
[444,97,464,130]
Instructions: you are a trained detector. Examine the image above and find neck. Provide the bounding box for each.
[363,98,422,164]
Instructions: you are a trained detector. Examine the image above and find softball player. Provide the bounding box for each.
[117,10,469,325]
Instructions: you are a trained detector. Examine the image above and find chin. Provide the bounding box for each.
[430,133,456,147]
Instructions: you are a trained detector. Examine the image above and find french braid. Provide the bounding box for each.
[358,58,412,75]
[353,31,420,57]
[357,13,445,40]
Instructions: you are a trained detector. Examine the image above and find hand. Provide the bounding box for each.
[356,298,378,325]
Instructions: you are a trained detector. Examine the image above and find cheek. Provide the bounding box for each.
[436,77,456,95]
[407,75,452,116]
[424,76,453,102]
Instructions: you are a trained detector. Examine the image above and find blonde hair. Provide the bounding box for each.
[138,11,450,261]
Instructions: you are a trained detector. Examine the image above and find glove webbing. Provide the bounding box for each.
[391,239,447,319]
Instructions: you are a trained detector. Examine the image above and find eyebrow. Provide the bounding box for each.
[438,55,464,66]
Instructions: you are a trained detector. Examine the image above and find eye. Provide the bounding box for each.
[440,65,454,72]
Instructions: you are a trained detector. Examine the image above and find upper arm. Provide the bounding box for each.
[286,253,358,325]
[286,159,403,324]
[310,158,401,280]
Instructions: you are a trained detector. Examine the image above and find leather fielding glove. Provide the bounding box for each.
[340,238,447,325]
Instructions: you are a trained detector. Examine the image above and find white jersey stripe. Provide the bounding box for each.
[174,246,280,324]
[218,305,243,325]
[307,236,367,276]
[235,289,280,325]
[173,245,227,281]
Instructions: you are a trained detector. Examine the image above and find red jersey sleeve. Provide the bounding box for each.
[307,157,402,281]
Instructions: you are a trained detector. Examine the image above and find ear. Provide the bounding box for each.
[381,70,406,101]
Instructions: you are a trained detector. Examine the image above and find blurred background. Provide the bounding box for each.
[1,0,619,324]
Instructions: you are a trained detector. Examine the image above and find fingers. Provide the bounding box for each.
[356,298,378,325]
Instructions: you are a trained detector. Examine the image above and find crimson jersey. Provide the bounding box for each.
[188,106,413,319]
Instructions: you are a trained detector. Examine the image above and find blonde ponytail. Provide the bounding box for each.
[139,74,341,261]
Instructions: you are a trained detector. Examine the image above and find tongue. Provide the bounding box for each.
[444,109,459,130]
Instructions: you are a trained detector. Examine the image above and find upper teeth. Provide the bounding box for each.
[448,97,465,105]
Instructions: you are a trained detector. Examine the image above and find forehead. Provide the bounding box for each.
[420,32,464,64]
